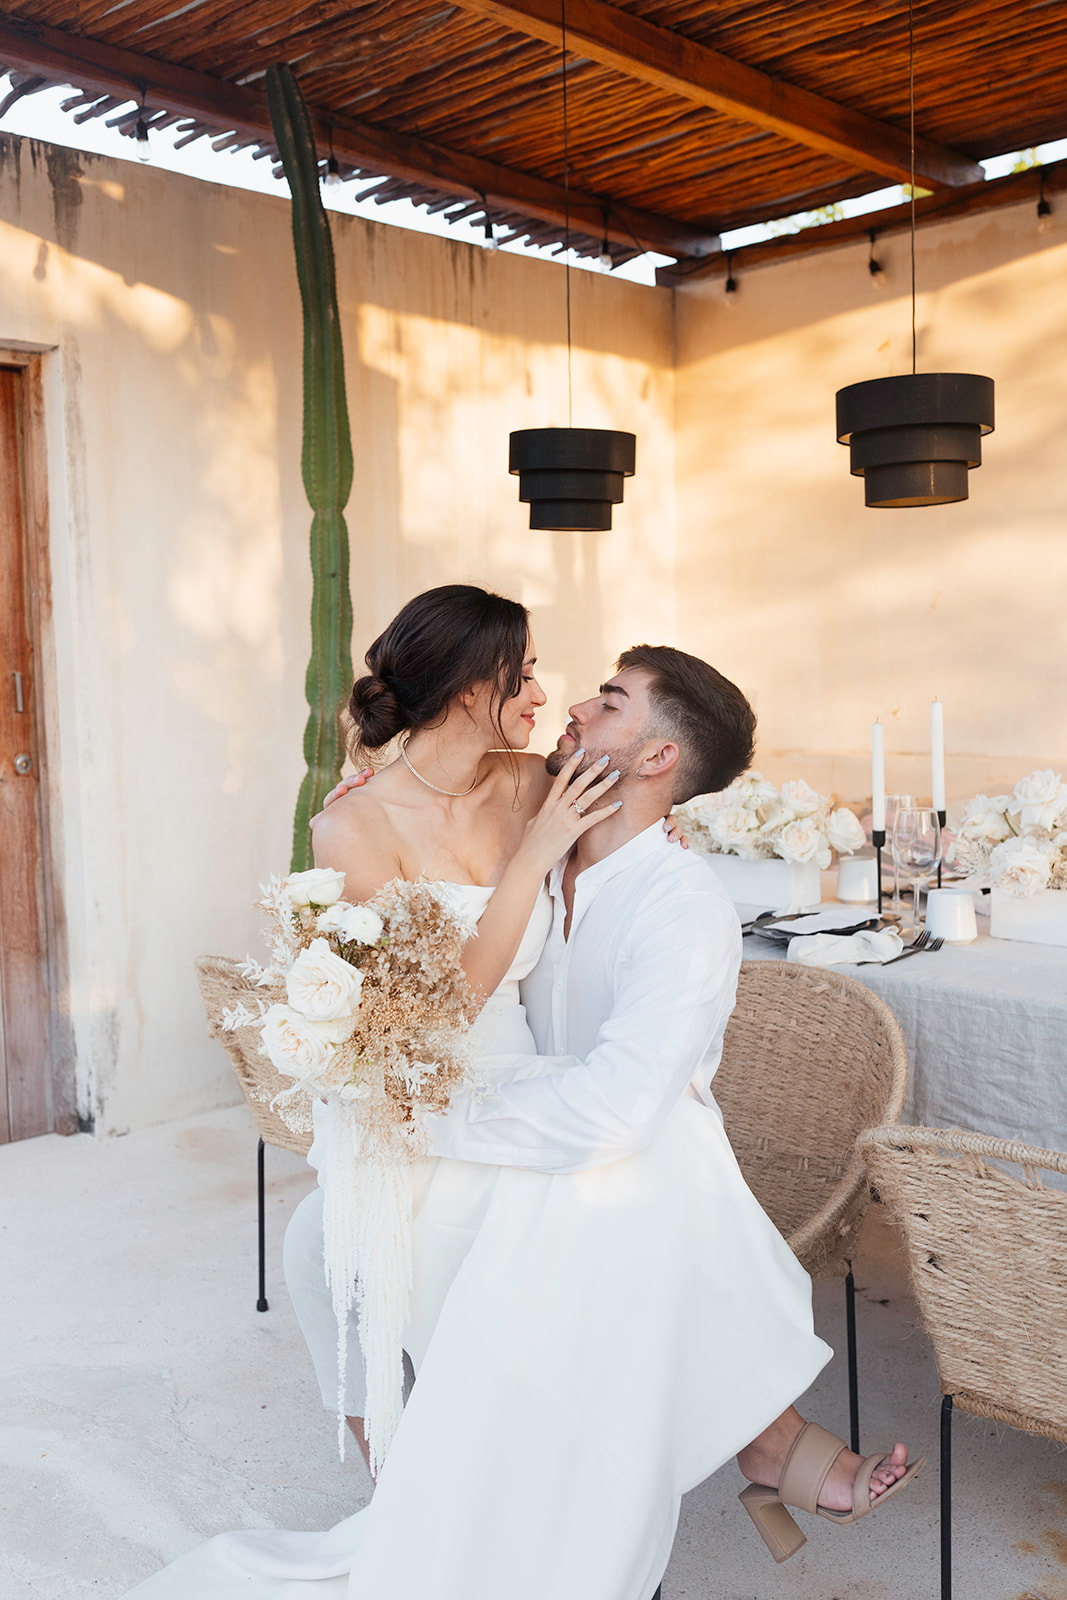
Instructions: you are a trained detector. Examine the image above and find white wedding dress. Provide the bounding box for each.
[125,886,829,1600]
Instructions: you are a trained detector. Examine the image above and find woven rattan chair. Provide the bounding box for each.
[196,955,312,1311]
[714,960,908,1451]
[860,1124,1067,1600]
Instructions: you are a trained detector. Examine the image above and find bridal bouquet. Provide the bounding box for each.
[222,867,475,1471]
[949,770,1067,898]
[675,773,866,868]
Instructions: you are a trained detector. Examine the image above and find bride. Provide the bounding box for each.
[126,584,916,1599]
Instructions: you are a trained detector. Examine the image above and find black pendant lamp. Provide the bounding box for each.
[835,2,994,508]
[509,427,635,531]
[837,372,994,507]
[509,0,636,532]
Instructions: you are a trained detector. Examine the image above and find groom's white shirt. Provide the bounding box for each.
[428,821,741,1174]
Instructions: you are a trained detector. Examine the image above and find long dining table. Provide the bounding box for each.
[741,914,1067,1157]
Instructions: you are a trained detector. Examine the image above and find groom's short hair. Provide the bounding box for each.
[617,645,756,804]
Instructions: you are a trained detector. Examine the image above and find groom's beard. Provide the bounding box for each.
[545,731,648,789]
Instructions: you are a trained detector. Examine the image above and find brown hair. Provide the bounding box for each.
[616,644,756,803]
[349,585,530,754]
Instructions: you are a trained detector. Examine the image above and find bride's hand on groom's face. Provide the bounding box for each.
[313,767,374,819]
[518,748,622,872]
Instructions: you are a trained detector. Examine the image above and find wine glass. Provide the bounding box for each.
[892,808,942,933]
[884,793,916,918]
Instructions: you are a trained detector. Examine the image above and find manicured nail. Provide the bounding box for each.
[575,747,585,759]
[597,754,609,766]
[613,799,623,809]
[609,769,620,780]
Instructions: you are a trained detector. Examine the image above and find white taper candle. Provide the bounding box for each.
[872,721,886,834]
[931,699,946,813]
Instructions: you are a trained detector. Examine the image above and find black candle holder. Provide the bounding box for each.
[873,828,886,917]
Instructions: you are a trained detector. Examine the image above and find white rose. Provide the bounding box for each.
[1008,770,1067,832]
[261,1004,352,1079]
[709,806,762,857]
[736,772,781,812]
[958,795,1014,843]
[285,867,346,908]
[286,936,364,1019]
[990,836,1054,898]
[337,904,385,946]
[826,807,867,856]
[779,779,822,818]
[774,818,832,869]
[315,902,348,934]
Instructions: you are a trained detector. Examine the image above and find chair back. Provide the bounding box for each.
[715,960,907,1278]
[196,955,313,1157]
[861,1124,1067,1443]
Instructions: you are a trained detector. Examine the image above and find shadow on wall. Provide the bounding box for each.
[672,219,1067,789]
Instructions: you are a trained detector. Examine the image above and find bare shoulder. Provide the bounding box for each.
[487,749,553,813]
[310,787,402,901]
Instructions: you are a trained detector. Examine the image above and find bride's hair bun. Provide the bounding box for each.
[346,586,530,761]
[348,673,408,748]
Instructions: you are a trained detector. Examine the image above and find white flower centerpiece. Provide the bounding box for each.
[950,770,1067,947]
[222,866,476,1471]
[675,774,867,911]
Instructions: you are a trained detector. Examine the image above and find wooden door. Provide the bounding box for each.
[0,365,53,1141]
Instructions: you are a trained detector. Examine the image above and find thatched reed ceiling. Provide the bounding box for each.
[0,1,1064,280]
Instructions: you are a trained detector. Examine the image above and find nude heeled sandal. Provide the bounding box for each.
[738,1421,926,1563]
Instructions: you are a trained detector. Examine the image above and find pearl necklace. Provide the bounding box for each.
[400,738,480,797]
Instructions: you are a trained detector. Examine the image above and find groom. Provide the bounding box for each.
[304,644,912,1533]
[425,646,911,1529]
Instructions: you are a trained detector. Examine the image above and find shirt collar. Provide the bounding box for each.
[548,819,669,902]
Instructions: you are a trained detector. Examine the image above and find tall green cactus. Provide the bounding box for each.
[266,64,354,872]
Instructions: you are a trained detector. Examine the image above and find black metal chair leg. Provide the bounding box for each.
[940,1394,953,1600]
[845,1263,859,1453]
[257,1137,269,1312]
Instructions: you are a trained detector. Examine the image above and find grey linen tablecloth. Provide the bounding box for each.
[741,929,1067,1156]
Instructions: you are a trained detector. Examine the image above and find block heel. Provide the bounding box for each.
[738,1484,808,1562]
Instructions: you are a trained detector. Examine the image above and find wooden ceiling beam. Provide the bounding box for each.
[456,0,984,190]
[656,160,1066,287]
[0,11,719,258]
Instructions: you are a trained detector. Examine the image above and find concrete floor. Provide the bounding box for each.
[2,1103,1066,1600]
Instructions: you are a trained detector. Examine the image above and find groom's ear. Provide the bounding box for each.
[636,741,680,779]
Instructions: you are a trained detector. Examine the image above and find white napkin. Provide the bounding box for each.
[787,929,904,967]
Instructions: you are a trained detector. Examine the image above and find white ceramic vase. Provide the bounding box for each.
[703,854,821,912]
[990,887,1067,948]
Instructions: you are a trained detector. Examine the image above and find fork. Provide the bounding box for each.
[881,930,945,964]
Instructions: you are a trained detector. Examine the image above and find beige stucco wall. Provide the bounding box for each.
[6,129,1063,1136]
[674,202,1067,809]
[0,136,674,1134]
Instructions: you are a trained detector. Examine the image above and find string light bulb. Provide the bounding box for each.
[597,213,613,271]
[323,127,342,189]
[723,256,738,307]
[135,111,151,161]
[1037,171,1052,234]
[868,229,887,289]
[478,192,500,251]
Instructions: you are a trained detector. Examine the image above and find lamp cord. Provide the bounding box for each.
[561,0,572,425]
[909,0,916,375]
